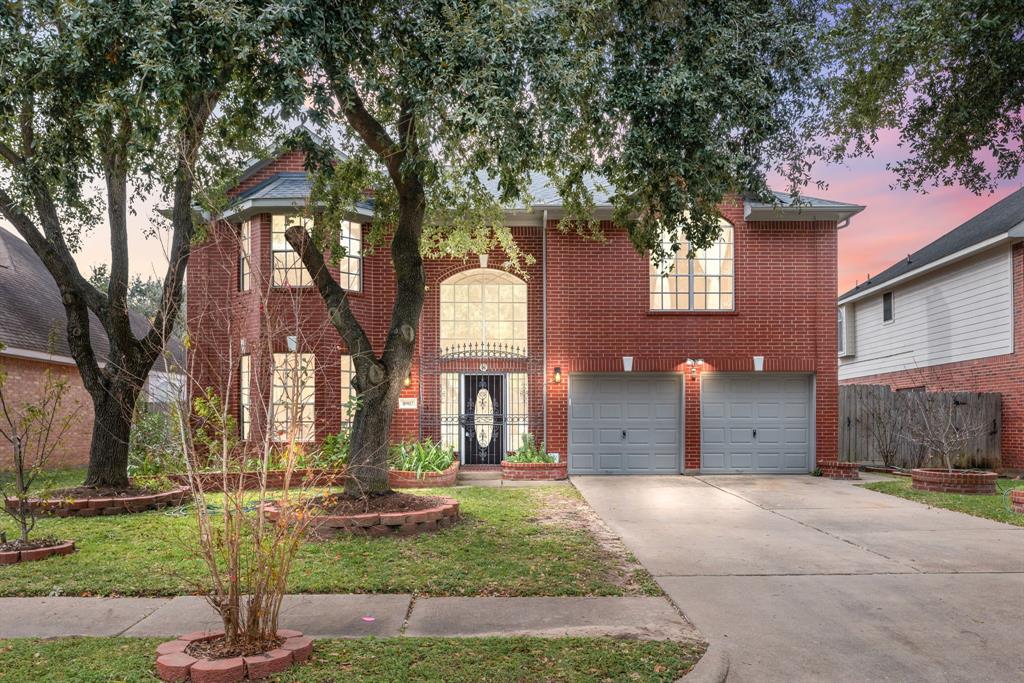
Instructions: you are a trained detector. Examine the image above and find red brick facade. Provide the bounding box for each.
[841,243,1024,470]
[0,355,92,468]
[187,152,842,472]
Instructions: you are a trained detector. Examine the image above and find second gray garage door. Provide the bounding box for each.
[700,373,813,473]
[568,374,682,474]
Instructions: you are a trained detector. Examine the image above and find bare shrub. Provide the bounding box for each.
[906,391,991,471]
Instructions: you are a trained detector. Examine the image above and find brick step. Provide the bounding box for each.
[457,470,502,481]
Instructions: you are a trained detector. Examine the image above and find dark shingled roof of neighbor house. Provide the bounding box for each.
[839,185,1024,301]
[0,227,182,371]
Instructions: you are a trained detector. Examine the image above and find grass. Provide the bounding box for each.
[0,469,658,598]
[861,476,1024,527]
[0,636,705,682]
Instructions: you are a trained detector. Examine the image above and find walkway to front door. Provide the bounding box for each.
[573,474,1024,683]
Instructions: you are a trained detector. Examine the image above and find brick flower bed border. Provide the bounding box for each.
[155,629,313,683]
[1011,489,1024,514]
[818,460,860,480]
[262,496,460,539]
[388,460,459,488]
[4,486,190,518]
[500,460,568,481]
[910,468,998,494]
[166,469,347,492]
[0,540,75,565]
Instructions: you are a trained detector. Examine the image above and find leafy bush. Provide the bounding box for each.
[128,404,184,477]
[389,438,455,477]
[314,430,350,469]
[505,433,554,464]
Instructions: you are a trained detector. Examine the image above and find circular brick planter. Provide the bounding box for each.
[500,460,568,481]
[911,468,998,494]
[818,461,860,480]
[0,540,74,565]
[155,629,313,683]
[262,496,460,539]
[5,486,191,518]
[1010,489,1024,514]
[389,460,459,488]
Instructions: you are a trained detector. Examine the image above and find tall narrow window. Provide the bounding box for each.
[339,354,355,425]
[239,354,251,439]
[338,220,362,291]
[271,352,315,441]
[882,291,894,322]
[650,221,734,311]
[837,307,846,356]
[239,219,252,291]
[271,215,314,287]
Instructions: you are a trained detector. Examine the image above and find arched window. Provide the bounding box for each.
[439,269,527,352]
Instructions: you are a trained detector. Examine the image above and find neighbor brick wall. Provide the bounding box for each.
[544,195,840,469]
[0,355,93,468]
[841,243,1024,470]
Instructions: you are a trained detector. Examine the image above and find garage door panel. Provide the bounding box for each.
[569,374,682,474]
[701,373,812,473]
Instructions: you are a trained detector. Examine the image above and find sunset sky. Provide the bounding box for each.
[7,133,1022,297]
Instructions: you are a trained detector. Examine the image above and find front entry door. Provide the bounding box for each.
[462,374,505,464]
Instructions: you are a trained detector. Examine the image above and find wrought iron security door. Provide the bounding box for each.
[461,374,506,464]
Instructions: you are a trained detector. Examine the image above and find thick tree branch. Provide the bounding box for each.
[102,114,135,365]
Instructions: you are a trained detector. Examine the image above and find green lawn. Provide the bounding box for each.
[0,636,705,682]
[0,470,658,598]
[861,477,1024,527]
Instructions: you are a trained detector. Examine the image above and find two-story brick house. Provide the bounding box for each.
[186,150,864,474]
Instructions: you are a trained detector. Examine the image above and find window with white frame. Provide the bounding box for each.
[339,354,355,425]
[338,221,362,291]
[882,291,894,322]
[271,215,314,287]
[650,221,734,311]
[239,219,252,291]
[271,352,315,441]
[239,354,251,439]
[439,269,528,351]
[837,307,847,356]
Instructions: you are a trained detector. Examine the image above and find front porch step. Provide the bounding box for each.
[457,470,502,481]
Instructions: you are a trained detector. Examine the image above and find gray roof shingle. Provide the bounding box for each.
[0,227,181,371]
[839,185,1024,301]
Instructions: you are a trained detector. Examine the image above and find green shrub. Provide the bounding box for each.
[389,438,455,477]
[505,433,554,464]
[128,404,184,477]
[311,430,350,469]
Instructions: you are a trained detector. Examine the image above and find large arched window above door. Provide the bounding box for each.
[439,269,527,353]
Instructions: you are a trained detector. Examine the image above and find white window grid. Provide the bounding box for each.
[650,224,734,311]
[271,352,316,442]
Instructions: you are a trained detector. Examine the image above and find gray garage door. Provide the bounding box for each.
[568,374,682,474]
[700,373,813,473]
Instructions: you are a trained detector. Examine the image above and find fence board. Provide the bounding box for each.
[839,385,1002,468]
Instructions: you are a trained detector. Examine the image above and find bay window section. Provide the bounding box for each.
[271,352,315,442]
[271,215,314,287]
[650,222,734,311]
[239,219,252,291]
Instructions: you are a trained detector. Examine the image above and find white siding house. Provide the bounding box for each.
[839,246,1014,380]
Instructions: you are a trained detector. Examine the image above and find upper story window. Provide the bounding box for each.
[439,269,527,353]
[271,352,315,442]
[271,215,314,287]
[650,221,734,311]
[882,291,894,322]
[238,219,252,292]
[338,221,362,291]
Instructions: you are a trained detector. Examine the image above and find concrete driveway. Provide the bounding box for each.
[573,474,1024,683]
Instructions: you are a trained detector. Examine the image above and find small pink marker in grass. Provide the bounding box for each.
[361,616,376,622]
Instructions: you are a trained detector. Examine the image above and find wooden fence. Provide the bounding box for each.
[839,385,1002,468]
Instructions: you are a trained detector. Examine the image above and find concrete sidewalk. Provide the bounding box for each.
[0,594,700,642]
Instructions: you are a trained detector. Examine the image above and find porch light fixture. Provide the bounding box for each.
[753,356,764,372]
[404,371,412,388]
[553,367,562,384]
[686,358,704,380]
[623,356,634,372]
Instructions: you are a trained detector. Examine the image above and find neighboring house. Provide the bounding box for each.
[838,186,1024,470]
[186,149,864,474]
[0,227,184,468]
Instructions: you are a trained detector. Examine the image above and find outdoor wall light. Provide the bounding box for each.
[404,372,412,388]
[553,367,562,384]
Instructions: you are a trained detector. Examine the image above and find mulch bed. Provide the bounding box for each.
[43,484,163,499]
[186,635,284,660]
[312,492,448,516]
[0,536,62,553]
[0,538,75,564]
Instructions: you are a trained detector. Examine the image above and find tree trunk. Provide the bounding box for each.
[344,368,406,497]
[83,378,140,489]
